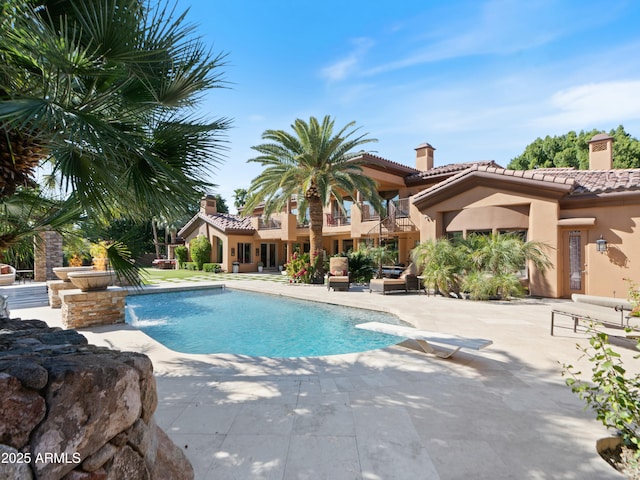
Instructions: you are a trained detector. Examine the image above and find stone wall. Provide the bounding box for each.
[34,231,63,282]
[47,281,78,309]
[0,316,193,480]
[59,288,128,329]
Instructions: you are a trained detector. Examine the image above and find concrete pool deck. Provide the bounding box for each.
[12,279,638,479]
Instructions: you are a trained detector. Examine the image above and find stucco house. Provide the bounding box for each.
[178,133,640,298]
[413,134,640,298]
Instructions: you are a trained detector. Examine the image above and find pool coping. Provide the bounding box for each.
[9,279,631,479]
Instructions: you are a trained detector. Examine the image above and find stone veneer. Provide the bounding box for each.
[47,281,79,309]
[34,231,63,282]
[59,288,128,329]
[0,316,193,480]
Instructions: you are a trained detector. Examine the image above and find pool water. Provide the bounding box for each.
[125,288,406,357]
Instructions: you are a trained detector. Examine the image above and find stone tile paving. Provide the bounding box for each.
[14,280,635,479]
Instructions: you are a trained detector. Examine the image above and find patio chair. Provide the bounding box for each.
[0,264,16,286]
[327,257,350,291]
[369,263,424,294]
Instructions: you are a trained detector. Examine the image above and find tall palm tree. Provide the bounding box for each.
[0,0,229,223]
[243,115,384,272]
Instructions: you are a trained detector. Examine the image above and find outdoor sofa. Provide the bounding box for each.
[369,263,424,295]
[0,264,16,286]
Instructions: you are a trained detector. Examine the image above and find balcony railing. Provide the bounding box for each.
[258,218,282,230]
[360,203,380,222]
[394,198,410,218]
[325,213,351,226]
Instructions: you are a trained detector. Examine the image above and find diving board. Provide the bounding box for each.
[355,322,493,358]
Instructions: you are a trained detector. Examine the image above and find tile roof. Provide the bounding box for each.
[406,161,501,181]
[353,153,420,175]
[178,212,255,237]
[537,168,640,195]
[200,212,255,232]
[412,164,640,204]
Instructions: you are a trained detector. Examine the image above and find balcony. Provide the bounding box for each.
[360,203,380,222]
[325,213,351,227]
[258,218,282,230]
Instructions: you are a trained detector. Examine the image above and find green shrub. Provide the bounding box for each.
[189,235,211,270]
[203,263,221,273]
[563,331,640,465]
[183,262,198,271]
[346,250,376,284]
[174,245,188,267]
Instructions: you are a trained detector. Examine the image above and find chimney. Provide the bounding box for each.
[587,133,614,170]
[415,143,435,171]
[200,195,217,215]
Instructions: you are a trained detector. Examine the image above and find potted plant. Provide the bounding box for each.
[563,280,640,476]
[257,261,264,273]
[90,241,110,271]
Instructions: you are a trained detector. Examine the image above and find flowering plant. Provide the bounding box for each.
[285,252,312,283]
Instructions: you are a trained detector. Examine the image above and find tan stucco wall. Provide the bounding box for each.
[417,186,562,297]
[560,203,640,298]
[415,183,640,298]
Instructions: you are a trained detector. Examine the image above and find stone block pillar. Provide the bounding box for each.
[59,288,128,329]
[47,280,79,308]
[34,231,63,282]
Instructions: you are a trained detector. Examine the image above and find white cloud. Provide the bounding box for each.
[320,37,375,82]
[530,80,640,129]
[363,0,575,77]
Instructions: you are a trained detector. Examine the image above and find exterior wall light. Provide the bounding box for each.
[596,235,608,253]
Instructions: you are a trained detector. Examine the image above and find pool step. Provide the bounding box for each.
[0,283,49,310]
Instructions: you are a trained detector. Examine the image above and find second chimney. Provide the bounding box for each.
[587,133,614,170]
[415,143,435,171]
[200,195,217,215]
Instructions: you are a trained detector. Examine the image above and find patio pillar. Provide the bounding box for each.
[34,231,63,282]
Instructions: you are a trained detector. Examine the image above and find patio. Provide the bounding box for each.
[11,279,636,479]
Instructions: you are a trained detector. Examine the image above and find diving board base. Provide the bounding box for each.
[355,322,492,358]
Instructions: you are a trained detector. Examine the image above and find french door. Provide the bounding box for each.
[260,243,277,269]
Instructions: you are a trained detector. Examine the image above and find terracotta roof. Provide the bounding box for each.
[201,212,254,232]
[352,152,420,175]
[412,164,640,205]
[542,168,640,195]
[406,161,501,182]
[178,212,255,237]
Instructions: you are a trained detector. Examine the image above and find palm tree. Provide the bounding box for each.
[0,0,229,281]
[233,188,248,211]
[411,238,466,296]
[243,115,384,274]
[466,233,551,276]
[0,0,229,230]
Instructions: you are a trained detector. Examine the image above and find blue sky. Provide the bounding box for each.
[177,0,640,211]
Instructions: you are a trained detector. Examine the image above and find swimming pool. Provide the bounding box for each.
[125,288,406,357]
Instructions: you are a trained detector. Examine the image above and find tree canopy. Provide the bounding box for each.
[244,115,384,275]
[0,0,229,273]
[0,0,229,213]
[508,126,640,170]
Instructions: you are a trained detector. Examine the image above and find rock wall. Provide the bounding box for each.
[0,317,193,480]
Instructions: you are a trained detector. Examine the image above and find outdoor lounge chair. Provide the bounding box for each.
[355,322,493,358]
[0,264,16,286]
[369,263,423,294]
[327,257,350,291]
